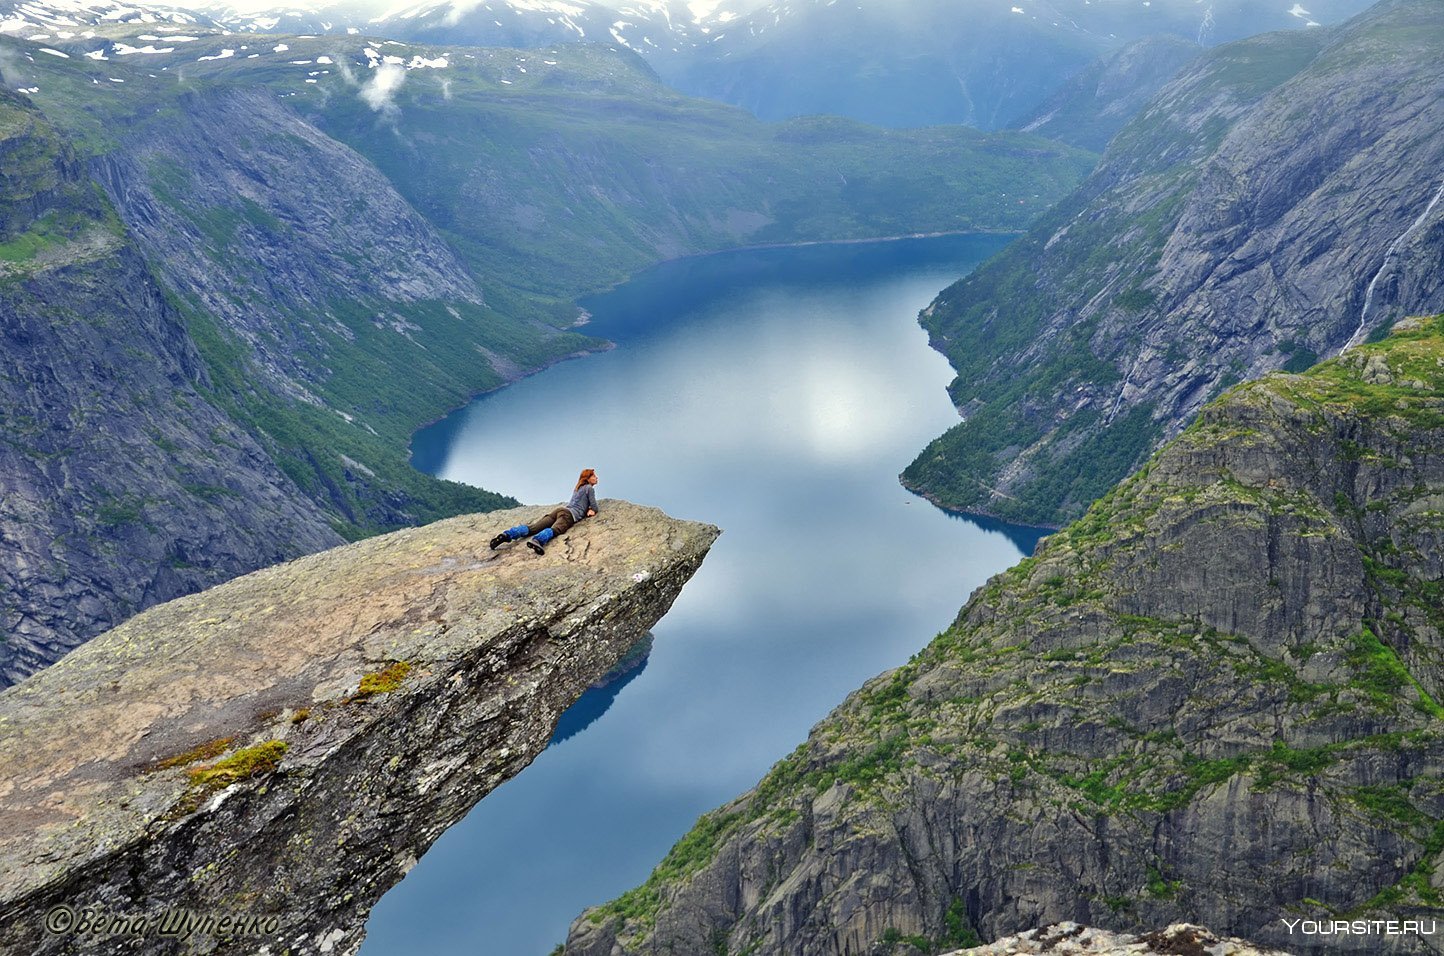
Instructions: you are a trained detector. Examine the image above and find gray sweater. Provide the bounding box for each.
[566,483,598,521]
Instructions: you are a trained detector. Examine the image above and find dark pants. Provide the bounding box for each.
[527,506,576,538]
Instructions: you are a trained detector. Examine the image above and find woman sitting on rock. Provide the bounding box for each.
[490,469,600,555]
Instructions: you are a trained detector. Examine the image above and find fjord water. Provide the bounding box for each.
[363,234,1045,955]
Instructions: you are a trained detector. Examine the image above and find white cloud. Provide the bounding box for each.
[360,60,405,112]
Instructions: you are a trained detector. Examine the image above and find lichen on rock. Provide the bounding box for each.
[950,922,1293,955]
[0,500,718,956]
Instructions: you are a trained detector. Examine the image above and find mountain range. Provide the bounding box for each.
[1,0,1382,129]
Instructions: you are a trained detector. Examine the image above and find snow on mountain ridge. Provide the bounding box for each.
[0,0,768,40]
[1,0,206,33]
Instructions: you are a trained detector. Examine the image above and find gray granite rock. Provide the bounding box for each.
[0,90,344,687]
[0,500,718,956]
[950,922,1292,955]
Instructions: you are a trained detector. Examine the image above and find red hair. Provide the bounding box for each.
[575,468,596,491]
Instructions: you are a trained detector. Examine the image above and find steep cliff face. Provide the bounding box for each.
[0,90,341,686]
[89,83,568,535]
[0,500,718,956]
[94,86,486,390]
[566,319,1444,956]
[904,0,1444,527]
[1011,35,1202,152]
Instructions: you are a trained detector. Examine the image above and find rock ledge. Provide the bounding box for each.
[0,500,718,955]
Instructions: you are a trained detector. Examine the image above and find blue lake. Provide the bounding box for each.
[362,234,1046,956]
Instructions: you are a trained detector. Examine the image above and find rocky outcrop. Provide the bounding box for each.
[565,320,1444,956]
[950,923,1292,955]
[0,500,718,956]
[904,0,1444,526]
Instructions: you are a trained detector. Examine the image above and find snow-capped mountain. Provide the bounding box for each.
[357,0,1382,127]
[0,0,1384,130]
[0,0,212,33]
[660,0,1382,127]
[194,2,358,33]
[362,0,767,60]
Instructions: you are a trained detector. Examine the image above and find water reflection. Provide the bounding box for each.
[548,635,654,747]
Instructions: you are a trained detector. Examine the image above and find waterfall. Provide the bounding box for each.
[1343,177,1444,352]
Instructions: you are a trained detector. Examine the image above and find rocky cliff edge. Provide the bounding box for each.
[0,500,718,956]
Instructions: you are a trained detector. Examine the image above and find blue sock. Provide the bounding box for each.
[505,525,528,540]
[534,527,556,545]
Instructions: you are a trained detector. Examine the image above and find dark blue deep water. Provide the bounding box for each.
[363,234,1046,956]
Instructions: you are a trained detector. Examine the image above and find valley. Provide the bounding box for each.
[0,24,1091,683]
[1,1,1441,954]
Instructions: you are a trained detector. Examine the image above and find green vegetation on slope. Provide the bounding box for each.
[585,317,1444,951]
[173,297,524,539]
[0,91,123,270]
[288,43,1096,308]
[900,28,1336,527]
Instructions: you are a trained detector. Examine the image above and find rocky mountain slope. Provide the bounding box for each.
[88,80,561,526]
[0,500,718,956]
[565,316,1444,956]
[904,0,1444,527]
[1010,35,1202,152]
[0,89,343,684]
[0,69,524,685]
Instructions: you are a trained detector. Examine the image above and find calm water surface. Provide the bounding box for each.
[362,234,1045,956]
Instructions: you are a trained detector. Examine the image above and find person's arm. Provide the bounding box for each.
[586,485,598,517]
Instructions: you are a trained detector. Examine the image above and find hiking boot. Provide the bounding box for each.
[527,538,546,556]
[489,533,509,550]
